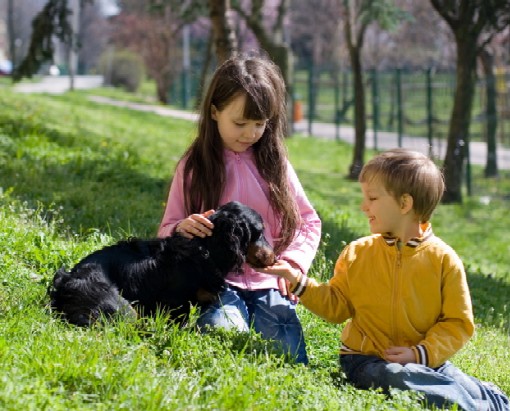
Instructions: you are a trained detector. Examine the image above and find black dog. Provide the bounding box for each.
[48,201,275,326]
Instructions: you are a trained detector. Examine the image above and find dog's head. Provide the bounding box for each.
[207,201,276,271]
[48,265,137,326]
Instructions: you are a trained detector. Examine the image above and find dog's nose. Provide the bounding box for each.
[247,245,276,268]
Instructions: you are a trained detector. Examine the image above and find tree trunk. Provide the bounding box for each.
[479,48,498,177]
[347,45,366,179]
[441,37,477,203]
[156,78,168,104]
[208,0,237,63]
[234,0,293,92]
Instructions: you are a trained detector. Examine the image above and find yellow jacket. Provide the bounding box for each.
[299,225,475,368]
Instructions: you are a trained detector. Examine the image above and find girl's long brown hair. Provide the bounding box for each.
[181,55,299,254]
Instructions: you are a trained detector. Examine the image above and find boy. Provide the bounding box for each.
[261,149,509,410]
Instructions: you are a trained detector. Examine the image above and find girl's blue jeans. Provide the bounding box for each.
[340,354,509,411]
[196,285,308,364]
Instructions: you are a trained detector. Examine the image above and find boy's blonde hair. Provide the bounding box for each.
[359,149,445,222]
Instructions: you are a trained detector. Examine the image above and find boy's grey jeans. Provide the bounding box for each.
[340,354,509,411]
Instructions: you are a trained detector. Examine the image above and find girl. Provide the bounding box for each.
[158,55,321,364]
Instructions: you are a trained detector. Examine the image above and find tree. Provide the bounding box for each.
[12,0,92,81]
[6,0,50,72]
[363,0,455,70]
[208,0,238,63]
[110,9,183,103]
[78,1,110,73]
[430,0,510,203]
[341,0,407,179]
[233,0,293,90]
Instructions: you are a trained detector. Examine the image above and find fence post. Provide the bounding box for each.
[465,140,472,197]
[290,70,296,134]
[181,70,190,109]
[334,71,340,141]
[395,68,403,147]
[307,61,316,136]
[426,67,434,157]
[371,68,379,150]
[181,25,191,109]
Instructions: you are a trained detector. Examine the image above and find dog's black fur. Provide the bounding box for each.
[48,201,275,326]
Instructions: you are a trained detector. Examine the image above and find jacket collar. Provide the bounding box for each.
[382,222,434,248]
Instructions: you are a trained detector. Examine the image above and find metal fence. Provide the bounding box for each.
[291,66,510,147]
[169,63,510,149]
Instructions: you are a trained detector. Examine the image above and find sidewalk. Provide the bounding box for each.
[89,96,510,171]
[293,121,510,170]
[14,75,104,94]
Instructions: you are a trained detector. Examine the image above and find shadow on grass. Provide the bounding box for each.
[1,117,171,238]
[467,271,510,330]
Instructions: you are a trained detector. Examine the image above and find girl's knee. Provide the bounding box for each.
[197,305,249,332]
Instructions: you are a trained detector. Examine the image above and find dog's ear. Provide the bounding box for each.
[48,268,69,299]
[52,267,69,287]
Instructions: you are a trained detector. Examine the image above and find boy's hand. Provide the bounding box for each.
[384,346,415,365]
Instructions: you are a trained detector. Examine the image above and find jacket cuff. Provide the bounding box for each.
[412,345,429,366]
[290,272,309,297]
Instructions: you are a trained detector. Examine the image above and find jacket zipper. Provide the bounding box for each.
[234,152,249,288]
[391,245,402,345]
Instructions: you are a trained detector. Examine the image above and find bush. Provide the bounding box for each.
[98,49,145,92]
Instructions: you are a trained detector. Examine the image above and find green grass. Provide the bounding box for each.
[0,87,509,410]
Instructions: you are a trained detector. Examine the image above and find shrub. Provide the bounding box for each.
[98,49,145,92]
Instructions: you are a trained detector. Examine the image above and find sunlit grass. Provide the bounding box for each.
[0,87,508,409]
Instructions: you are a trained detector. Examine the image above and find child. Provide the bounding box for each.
[261,149,509,410]
[158,54,321,364]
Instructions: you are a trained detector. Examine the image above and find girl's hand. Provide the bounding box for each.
[259,260,299,282]
[175,210,215,239]
[384,346,415,365]
[277,276,298,304]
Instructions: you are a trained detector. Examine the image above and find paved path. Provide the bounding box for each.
[89,96,510,171]
[88,95,199,121]
[293,121,510,170]
[14,75,104,94]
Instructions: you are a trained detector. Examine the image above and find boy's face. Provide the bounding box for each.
[211,93,267,153]
[360,178,406,236]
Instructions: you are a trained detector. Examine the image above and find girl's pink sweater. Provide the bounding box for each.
[158,148,321,291]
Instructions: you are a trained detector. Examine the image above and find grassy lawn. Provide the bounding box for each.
[0,86,508,410]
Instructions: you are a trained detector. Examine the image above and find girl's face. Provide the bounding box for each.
[360,177,406,237]
[211,93,268,152]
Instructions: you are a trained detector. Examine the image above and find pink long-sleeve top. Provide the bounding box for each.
[158,148,322,291]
